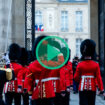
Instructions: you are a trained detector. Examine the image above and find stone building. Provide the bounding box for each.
[35,0,89,60]
[0,0,12,57]
[0,0,25,57]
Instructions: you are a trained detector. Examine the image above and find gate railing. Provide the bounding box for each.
[25,0,35,50]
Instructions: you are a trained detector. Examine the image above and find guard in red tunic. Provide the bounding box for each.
[26,56,64,105]
[60,49,73,105]
[74,39,105,105]
[27,64,62,105]
[17,48,29,105]
[4,43,23,105]
[25,35,64,105]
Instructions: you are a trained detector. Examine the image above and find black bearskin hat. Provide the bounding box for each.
[9,43,21,61]
[80,39,96,57]
[32,35,47,60]
[19,48,28,66]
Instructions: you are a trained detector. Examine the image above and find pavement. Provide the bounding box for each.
[8,91,105,105]
[70,92,105,105]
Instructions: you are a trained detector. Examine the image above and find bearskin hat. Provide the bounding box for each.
[19,48,28,66]
[80,39,96,57]
[9,43,21,62]
[32,35,47,60]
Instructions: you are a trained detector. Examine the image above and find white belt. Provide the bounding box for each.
[41,77,60,82]
[81,76,94,78]
[35,77,60,83]
[81,75,94,91]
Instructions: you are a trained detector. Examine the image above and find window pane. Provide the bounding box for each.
[35,10,42,25]
[35,10,44,31]
[76,11,83,32]
[61,11,68,32]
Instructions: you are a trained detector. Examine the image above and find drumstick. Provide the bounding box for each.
[27,73,33,77]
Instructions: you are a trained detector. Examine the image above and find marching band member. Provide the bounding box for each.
[74,39,105,105]
[0,68,13,105]
[4,43,23,105]
[17,48,29,105]
[26,36,64,105]
[60,48,73,105]
[72,56,79,94]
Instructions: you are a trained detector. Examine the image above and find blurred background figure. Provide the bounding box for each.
[72,56,79,94]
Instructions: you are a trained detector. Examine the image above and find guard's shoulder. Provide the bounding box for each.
[29,60,38,65]
[16,63,22,66]
[91,60,99,64]
[12,62,23,68]
[77,61,82,64]
[29,61,34,65]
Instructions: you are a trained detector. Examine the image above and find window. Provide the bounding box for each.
[76,38,82,57]
[49,14,52,26]
[35,10,44,31]
[35,10,42,25]
[76,11,83,32]
[61,11,68,32]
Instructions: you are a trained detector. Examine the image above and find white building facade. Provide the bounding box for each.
[0,0,12,57]
[35,0,90,60]
[0,0,25,58]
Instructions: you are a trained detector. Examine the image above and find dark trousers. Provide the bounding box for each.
[61,92,70,105]
[5,92,21,105]
[73,80,79,93]
[54,93,61,105]
[79,91,96,105]
[0,98,5,105]
[22,93,29,105]
[32,98,55,105]
[55,92,70,105]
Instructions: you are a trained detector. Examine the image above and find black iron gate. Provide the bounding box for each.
[25,0,35,50]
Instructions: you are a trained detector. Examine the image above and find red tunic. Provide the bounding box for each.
[26,61,62,100]
[4,62,23,93]
[50,69,60,93]
[60,61,73,91]
[67,62,73,86]
[74,60,104,91]
[17,66,29,93]
[26,54,64,99]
